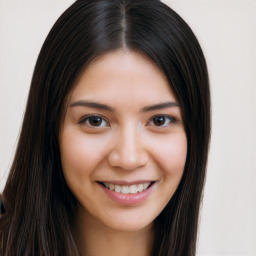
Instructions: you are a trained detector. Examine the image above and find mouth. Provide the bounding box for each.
[97,181,156,194]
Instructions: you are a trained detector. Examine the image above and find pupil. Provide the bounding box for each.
[89,116,102,126]
[153,116,165,126]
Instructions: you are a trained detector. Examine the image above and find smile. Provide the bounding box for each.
[97,181,157,205]
[101,182,153,194]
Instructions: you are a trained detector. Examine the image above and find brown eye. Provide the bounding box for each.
[88,116,103,126]
[79,115,109,127]
[152,116,166,126]
[148,115,176,127]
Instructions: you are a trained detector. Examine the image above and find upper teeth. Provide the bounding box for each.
[103,182,151,194]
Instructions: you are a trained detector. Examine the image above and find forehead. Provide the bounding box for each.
[70,50,176,104]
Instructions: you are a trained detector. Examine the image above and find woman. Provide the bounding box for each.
[0,0,211,255]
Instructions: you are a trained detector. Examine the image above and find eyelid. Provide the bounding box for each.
[146,114,177,127]
[79,114,110,128]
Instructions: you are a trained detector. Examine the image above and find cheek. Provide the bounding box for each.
[60,137,88,171]
[151,133,187,176]
[59,131,110,178]
[59,132,104,200]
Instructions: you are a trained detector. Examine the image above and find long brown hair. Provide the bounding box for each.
[0,0,211,255]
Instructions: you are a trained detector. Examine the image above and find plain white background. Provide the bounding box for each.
[0,0,255,255]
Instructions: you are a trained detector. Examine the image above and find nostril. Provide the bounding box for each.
[108,146,149,170]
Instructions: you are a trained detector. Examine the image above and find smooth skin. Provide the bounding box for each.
[59,50,187,256]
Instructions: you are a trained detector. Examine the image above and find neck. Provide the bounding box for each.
[72,208,154,256]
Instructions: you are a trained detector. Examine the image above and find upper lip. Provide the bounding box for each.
[97,180,156,186]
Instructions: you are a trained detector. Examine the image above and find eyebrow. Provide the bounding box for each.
[70,100,179,112]
[70,101,114,111]
[142,102,180,112]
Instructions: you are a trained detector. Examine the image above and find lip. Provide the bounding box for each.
[97,181,157,205]
[98,180,154,186]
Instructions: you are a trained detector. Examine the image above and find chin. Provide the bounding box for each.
[92,210,156,233]
[107,220,153,233]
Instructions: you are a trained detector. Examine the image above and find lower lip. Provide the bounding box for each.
[99,183,156,205]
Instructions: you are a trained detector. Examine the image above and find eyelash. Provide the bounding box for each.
[79,115,110,128]
[146,115,177,127]
[79,114,176,128]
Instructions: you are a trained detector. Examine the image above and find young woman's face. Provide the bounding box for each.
[59,50,187,232]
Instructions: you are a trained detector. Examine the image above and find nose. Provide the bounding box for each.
[108,125,149,171]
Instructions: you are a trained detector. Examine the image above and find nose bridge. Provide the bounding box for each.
[120,123,139,157]
[108,122,148,170]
